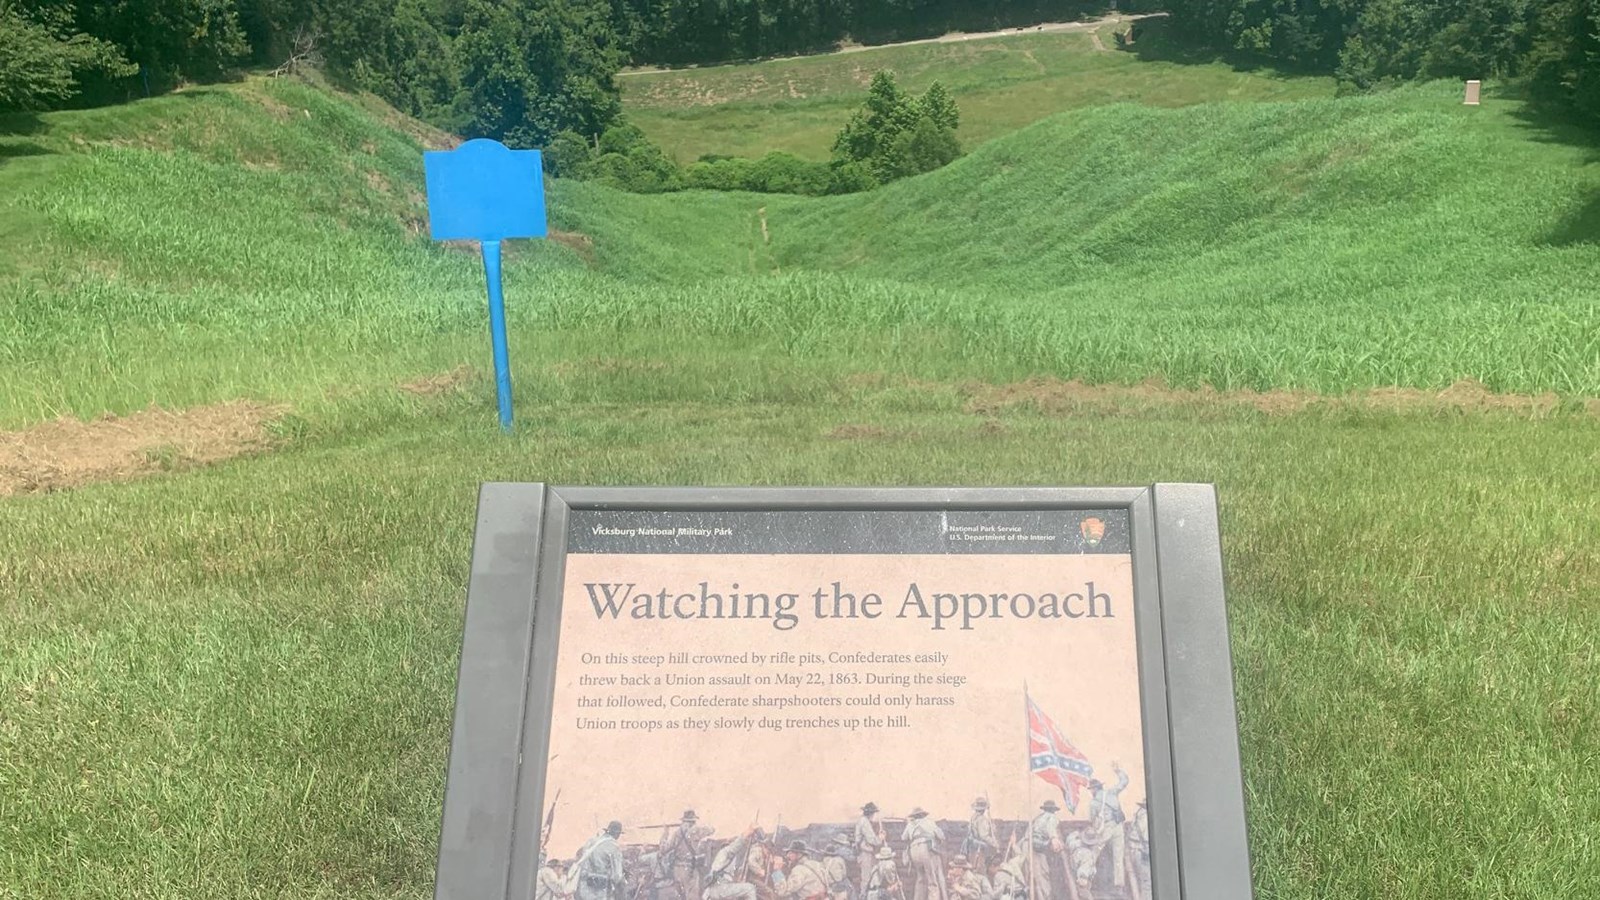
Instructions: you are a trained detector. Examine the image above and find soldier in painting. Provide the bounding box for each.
[705,827,767,900]
[1127,801,1150,900]
[863,846,902,900]
[989,852,1027,900]
[1062,833,1096,900]
[575,821,627,900]
[902,808,947,900]
[854,803,886,897]
[776,841,831,900]
[661,810,707,900]
[1027,801,1063,900]
[822,835,853,900]
[1087,765,1129,890]
[945,856,990,900]
[539,858,570,900]
[964,799,999,873]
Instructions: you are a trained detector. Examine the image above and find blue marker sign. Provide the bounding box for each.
[423,138,547,430]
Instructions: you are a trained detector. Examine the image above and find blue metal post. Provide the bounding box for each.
[481,239,514,430]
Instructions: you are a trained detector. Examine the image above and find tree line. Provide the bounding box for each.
[1158,0,1599,120]
[1,0,1108,121]
[1,0,628,148]
[3,0,1596,167]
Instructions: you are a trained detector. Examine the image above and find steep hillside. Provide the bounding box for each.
[568,84,1600,395]
[773,84,1600,289]
[4,77,1597,432]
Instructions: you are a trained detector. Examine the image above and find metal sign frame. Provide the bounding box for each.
[435,485,1252,900]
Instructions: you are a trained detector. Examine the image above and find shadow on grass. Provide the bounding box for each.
[0,142,50,162]
[1546,196,1600,246]
[0,111,45,137]
[1505,95,1600,246]
[1119,18,1327,81]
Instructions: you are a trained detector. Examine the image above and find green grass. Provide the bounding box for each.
[3,382,1598,899]
[9,80,1594,428]
[2,59,1600,900]
[622,26,1336,160]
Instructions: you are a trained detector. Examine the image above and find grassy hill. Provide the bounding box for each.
[7,75,1596,430]
[621,23,1337,160]
[2,70,1599,900]
[570,84,1600,395]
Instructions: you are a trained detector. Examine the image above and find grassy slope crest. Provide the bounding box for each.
[2,77,1598,432]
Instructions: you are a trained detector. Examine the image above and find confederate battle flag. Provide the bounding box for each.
[1026,689,1094,813]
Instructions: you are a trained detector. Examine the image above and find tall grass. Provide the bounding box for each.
[2,58,1599,900]
[5,80,1598,431]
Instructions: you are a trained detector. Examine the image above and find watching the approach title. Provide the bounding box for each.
[583,579,1119,632]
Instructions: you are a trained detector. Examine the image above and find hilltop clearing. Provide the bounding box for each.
[622,22,1336,159]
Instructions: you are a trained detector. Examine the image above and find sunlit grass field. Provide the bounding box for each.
[621,24,1337,160]
[2,59,1598,900]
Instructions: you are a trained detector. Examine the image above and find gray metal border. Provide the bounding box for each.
[436,483,546,900]
[1151,484,1254,898]
[436,485,1251,900]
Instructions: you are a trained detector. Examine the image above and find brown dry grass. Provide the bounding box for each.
[549,229,597,264]
[0,401,286,496]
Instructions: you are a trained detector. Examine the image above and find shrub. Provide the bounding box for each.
[831,70,961,185]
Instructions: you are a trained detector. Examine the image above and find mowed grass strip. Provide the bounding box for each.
[1,378,1597,899]
[622,27,1335,160]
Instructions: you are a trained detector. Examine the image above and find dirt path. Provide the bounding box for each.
[619,13,1161,76]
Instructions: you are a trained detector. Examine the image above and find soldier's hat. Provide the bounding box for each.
[1088,778,1103,790]
[606,821,624,836]
[949,856,972,869]
[875,847,894,861]
[1039,800,1060,812]
[972,798,989,810]
[861,802,880,815]
[787,840,810,855]
[682,810,698,821]
[908,807,929,819]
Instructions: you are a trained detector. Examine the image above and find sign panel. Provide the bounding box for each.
[436,486,1251,900]
[423,139,546,242]
[421,138,548,429]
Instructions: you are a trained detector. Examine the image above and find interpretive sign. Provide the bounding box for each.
[423,139,546,430]
[436,486,1251,900]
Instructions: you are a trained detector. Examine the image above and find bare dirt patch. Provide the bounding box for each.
[0,401,286,496]
[549,229,597,264]
[961,377,1573,418]
[399,365,474,396]
[249,88,295,121]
